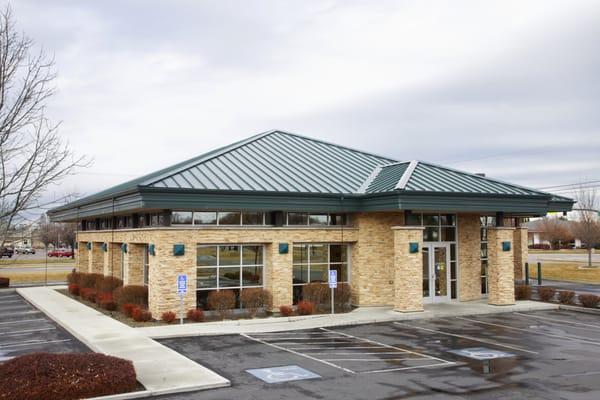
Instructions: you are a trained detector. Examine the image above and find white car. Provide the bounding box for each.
[15,246,36,255]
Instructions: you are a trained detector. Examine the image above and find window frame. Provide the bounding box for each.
[196,244,265,291]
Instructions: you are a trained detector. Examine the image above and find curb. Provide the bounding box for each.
[559,304,600,315]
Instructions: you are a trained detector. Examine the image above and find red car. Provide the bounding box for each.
[47,249,74,258]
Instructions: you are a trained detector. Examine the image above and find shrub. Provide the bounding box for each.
[538,287,556,302]
[0,352,137,400]
[66,269,80,285]
[79,273,103,289]
[515,284,532,300]
[132,307,152,322]
[207,290,236,320]
[297,300,315,315]
[241,288,271,318]
[96,276,123,294]
[279,305,294,317]
[302,283,329,307]
[80,288,97,303]
[579,294,600,308]
[95,291,113,304]
[100,300,118,311]
[187,308,204,322]
[67,283,80,296]
[113,285,148,308]
[0,277,8,288]
[162,311,177,324]
[558,290,576,305]
[334,283,352,310]
[528,244,551,250]
[122,303,138,318]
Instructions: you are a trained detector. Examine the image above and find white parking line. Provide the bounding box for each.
[361,362,454,375]
[241,333,356,374]
[0,300,24,304]
[0,318,46,325]
[0,339,71,349]
[0,310,41,317]
[288,346,384,350]
[320,328,452,364]
[250,337,349,341]
[266,341,357,345]
[393,322,538,354]
[456,316,600,346]
[0,327,56,335]
[323,358,426,362]
[514,312,600,330]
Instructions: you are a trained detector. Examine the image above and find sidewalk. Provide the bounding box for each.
[139,299,557,339]
[17,287,229,397]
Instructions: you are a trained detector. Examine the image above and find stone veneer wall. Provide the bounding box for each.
[76,243,89,273]
[392,227,424,312]
[487,227,515,305]
[457,214,482,301]
[78,227,357,316]
[89,243,103,273]
[351,212,404,306]
[513,227,528,281]
[102,243,123,279]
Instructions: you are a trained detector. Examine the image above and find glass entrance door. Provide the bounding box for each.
[423,243,451,303]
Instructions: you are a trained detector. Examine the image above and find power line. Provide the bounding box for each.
[537,179,600,190]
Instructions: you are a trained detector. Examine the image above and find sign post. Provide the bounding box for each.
[328,270,337,315]
[177,274,187,325]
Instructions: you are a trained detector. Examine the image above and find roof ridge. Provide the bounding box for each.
[414,160,554,197]
[395,160,419,190]
[356,165,383,193]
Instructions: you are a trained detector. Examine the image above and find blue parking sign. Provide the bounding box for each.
[328,270,337,288]
[177,274,187,294]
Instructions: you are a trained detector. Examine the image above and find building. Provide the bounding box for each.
[48,130,574,316]
[524,219,582,248]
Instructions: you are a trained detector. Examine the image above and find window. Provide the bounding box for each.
[286,212,351,226]
[242,212,264,225]
[196,244,264,309]
[218,212,241,225]
[195,212,217,225]
[480,216,495,295]
[292,243,350,304]
[143,245,149,286]
[172,211,193,225]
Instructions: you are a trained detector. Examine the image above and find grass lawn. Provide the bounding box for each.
[0,258,75,265]
[530,262,600,284]
[0,270,70,284]
[529,249,590,254]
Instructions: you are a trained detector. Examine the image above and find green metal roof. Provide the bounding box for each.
[48,130,574,220]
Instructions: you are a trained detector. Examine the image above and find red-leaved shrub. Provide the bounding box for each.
[558,290,576,305]
[96,276,123,294]
[67,283,80,296]
[161,311,177,324]
[79,273,103,289]
[241,288,271,318]
[207,290,236,320]
[186,308,204,322]
[579,294,600,308]
[515,284,532,300]
[80,288,97,303]
[100,299,118,311]
[122,303,138,318]
[113,285,148,308]
[302,283,329,308]
[279,305,294,317]
[132,307,152,322]
[297,300,315,315]
[538,287,556,302]
[0,352,137,400]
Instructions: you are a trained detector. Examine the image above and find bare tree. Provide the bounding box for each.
[37,213,57,249]
[0,7,87,247]
[572,187,600,267]
[539,217,572,250]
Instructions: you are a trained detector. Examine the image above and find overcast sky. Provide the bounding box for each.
[9,0,600,205]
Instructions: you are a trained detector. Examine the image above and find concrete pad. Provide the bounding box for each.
[17,287,229,396]
[138,299,558,338]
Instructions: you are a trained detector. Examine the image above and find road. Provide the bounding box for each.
[528,251,599,265]
[0,264,74,274]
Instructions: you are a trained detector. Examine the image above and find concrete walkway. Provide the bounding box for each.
[17,287,229,397]
[139,299,557,339]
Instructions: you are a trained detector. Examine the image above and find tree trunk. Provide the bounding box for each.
[589,248,593,268]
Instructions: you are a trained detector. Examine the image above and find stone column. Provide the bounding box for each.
[513,227,528,281]
[457,214,482,301]
[265,242,293,310]
[487,227,516,305]
[147,241,196,318]
[392,226,425,312]
[89,242,104,274]
[124,243,145,286]
[76,242,89,273]
[103,243,123,279]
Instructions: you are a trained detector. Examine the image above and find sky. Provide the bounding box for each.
[8,0,600,208]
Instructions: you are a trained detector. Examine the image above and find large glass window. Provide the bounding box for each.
[171,211,267,226]
[196,244,264,309]
[286,212,351,226]
[292,243,350,304]
[172,211,193,225]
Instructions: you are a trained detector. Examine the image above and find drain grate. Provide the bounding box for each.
[246,365,321,383]
[449,347,516,360]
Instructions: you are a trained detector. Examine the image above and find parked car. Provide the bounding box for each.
[0,247,14,258]
[15,246,36,255]
[47,248,74,258]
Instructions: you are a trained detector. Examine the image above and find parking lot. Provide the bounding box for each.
[159,309,600,399]
[0,290,88,362]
